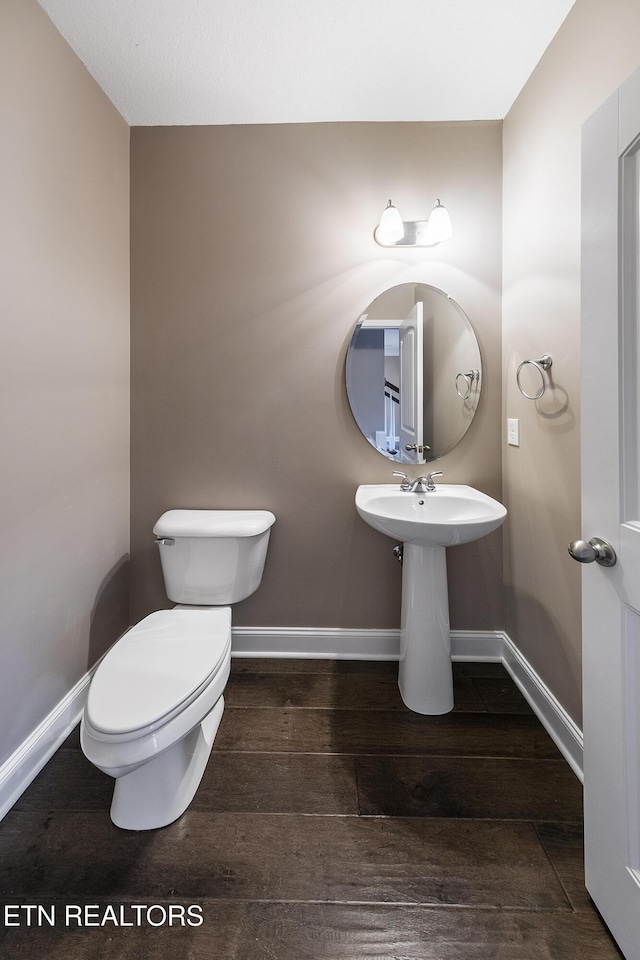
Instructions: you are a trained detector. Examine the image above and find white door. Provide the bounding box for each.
[580,65,640,960]
[398,301,424,463]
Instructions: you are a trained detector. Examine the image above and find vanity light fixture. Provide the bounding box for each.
[374,198,453,248]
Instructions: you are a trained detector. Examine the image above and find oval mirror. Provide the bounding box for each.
[346,283,481,464]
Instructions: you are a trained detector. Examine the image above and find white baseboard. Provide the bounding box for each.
[231,626,401,659]
[231,627,507,661]
[450,629,505,662]
[0,671,92,821]
[500,632,584,782]
[0,626,584,821]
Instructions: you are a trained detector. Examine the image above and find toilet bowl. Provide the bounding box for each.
[81,509,275,830]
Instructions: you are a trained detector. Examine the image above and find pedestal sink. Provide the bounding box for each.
[355,483,507,715]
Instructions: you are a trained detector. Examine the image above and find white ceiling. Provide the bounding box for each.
[37,0,576,126]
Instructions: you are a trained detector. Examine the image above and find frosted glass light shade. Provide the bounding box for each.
[424,200,453,245]
[373,197,452,247]
[377,200,404,244]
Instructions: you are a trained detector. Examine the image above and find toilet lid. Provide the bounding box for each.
[86,608,231,736]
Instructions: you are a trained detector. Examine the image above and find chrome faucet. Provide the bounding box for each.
[393,470,443,493]
[411,472,443,493]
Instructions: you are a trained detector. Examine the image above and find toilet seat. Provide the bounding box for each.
[86,608,231,740]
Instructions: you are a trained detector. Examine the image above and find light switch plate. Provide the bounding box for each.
[507,418,520,446]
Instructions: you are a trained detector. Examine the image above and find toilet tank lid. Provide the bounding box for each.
[153,509,276,538]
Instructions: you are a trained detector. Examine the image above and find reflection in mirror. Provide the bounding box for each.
[346,283,481,464]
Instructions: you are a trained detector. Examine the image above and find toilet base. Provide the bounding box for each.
[110,696,225,831]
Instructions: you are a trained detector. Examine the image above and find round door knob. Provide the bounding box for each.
[568,537,617,567]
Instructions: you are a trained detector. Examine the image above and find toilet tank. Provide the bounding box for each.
[153,510,276,605]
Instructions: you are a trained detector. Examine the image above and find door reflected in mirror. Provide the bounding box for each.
[346,283,481,464]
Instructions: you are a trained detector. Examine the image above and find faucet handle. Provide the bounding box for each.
[392,470,411,491]
[427,471,443,482]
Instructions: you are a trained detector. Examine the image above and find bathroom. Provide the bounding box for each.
[2,0,640,956]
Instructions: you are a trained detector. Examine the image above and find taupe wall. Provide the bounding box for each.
[0,0,130,765]
[503,0,640,724]
[130,122,503,633]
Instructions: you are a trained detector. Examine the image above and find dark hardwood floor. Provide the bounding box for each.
[0,658,623,958]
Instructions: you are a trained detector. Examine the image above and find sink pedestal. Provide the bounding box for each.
[355,483,507,716]
[398,542,454,715]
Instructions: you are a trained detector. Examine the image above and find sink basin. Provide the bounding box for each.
[355,483,507,547]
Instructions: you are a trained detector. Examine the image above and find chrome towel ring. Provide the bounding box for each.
[516,354,552,400]
[455,369,480,400]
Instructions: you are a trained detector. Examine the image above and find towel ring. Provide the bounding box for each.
[516,354,552,400]
[455,369,480,401]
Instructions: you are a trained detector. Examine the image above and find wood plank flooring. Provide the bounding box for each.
[0,659,623,958]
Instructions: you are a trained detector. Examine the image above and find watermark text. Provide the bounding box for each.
[3,903,204,928]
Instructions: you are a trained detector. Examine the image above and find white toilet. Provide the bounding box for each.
[80,508,276,831]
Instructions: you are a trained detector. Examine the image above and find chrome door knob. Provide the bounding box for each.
[568,537,617,567]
